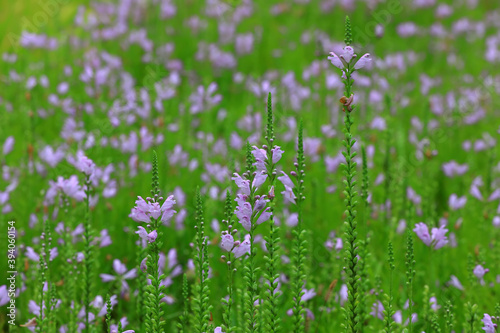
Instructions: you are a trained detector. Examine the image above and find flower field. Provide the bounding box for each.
[0,0,499,332]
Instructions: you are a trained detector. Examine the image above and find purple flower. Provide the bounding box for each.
[90,295,117,317]
[256,208,272,225]
[340,46,354,63]
[354,53,372,70]
[251,146,268,171]
[301,288,316,302]
[0,285,10,306]
[488,189,500,202]
[39,145,66,167]
[160,195,177,222]
[282,185,297,204]
[473,265,489,284]
[220,232,234,252]
[406,187,421,205]
[129,196,176,224]
[470,177,484,201]
[482,314,497,333]
[370,300,385,320]
[277,171,294,188]
[235,195,252,231]
[327,51,344,69]
[69,150,95,176]
[100,259,137,292]
[232,173,250,195]
[449,194,467,210]
[429,297,440,311]
[442,161,468,177]
[286,213,298,227]
[135,226,157,243]
[254,196,269,211]
[140,258,148,272]
[339,284,348,306]
[129,197,150,223]
[271,146,284,164]
[25,247,39,261]
[329,46,371,71]
[252,171,268,189]
[2,136,14,156]
[232,234,251,258]
[189,83,222,114]
[447,275,464,290]
[45,176,86,204]
[413,223,448,249]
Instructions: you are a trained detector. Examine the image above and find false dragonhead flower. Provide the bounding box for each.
[100,259,137,292]
[413,223,448,249]
[251,145,284,171]
[234,194,271,231]
[473,265,489,285]
[136,226,157,243]
[129,195,176,224]
[45,175,86,205]
[277,171,297,204]
[232,234,251,258]
[482,313,497,333]
[220,231,235,252]
[68,150,95,176]
[328,46,371,71]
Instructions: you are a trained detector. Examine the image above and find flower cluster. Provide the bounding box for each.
[328,46,372,72]
[252,145,283,171]
[413,223,449,250]
[220,231,251,258]
[129,195,176,226]
[231,173,272,231]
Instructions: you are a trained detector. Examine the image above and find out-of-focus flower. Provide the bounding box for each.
[442,161,468,177]
[448,275,464,290]
[45,176,86,205]
[473,265,489,285]
[2,136,14,156]
[413,223,448,249]
[449,194,467,210]
[370,300,384,320]
[0,285,10,306]
[129,196,176,224]
[482,313,497,333]
[100,259,137,292]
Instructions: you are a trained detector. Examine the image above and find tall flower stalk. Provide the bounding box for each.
[242,143,260,333]
[83,174,93,333]
[290,120,307,332]
[231,142,272,333]
[75,153,95,333]
[261,92,283,333]
[221,191,236,332]
[36,222,49,333]
[383,242,395,332]
[177,274,190,332]
[129,151,177,333]
[328,16,371,333]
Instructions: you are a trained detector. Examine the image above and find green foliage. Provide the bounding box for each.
[405,229,416,332]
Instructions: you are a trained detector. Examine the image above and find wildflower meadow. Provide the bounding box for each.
[1,0,500,332]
